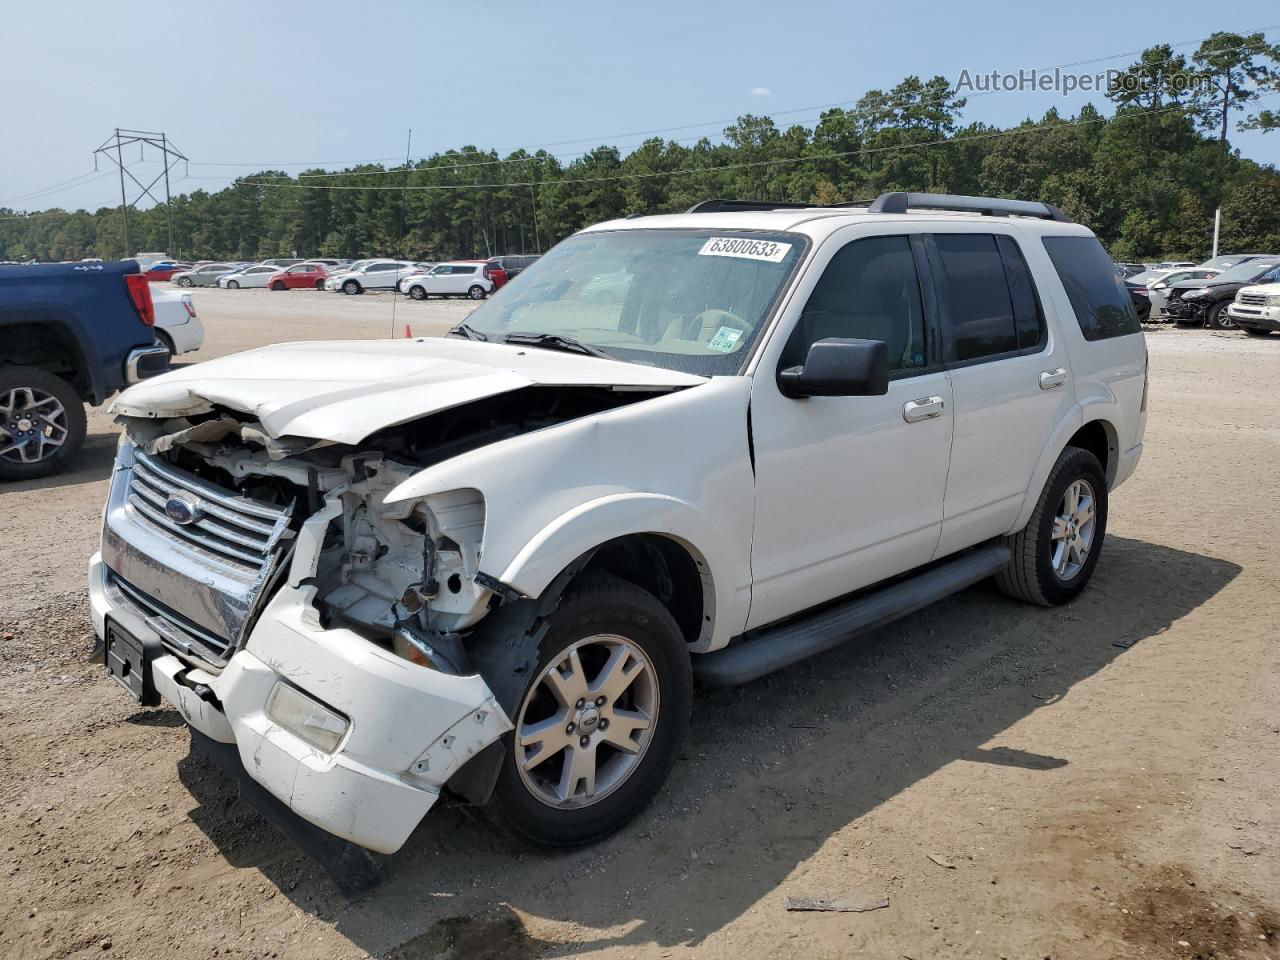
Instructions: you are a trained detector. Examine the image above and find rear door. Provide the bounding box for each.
[927,230,1073,556]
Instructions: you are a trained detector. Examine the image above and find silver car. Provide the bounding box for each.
[171,263,237,287]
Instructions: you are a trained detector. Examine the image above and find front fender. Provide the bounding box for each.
[500,493,738,651]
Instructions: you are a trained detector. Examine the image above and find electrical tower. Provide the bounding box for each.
[92,129,188,258]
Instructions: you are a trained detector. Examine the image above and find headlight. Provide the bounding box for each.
[1183,288,1210,299]
[265,681,349,752]
[1268,295,1280,308]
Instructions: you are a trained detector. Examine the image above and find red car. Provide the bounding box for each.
[267,263,328,290]
[143,262,189,282]
[481,259,508,289]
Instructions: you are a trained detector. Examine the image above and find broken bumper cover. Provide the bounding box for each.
[89,558,512,854]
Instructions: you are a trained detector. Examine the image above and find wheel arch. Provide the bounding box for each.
[1011,407,1119,534]
[0,317,97,403]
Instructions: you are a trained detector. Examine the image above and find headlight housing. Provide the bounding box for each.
[1267,295,1280,308]
[265,681,350,752]
[1183,287,1210,299]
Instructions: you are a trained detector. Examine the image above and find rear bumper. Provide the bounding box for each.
[126,344,170,383]
[1113,441,1143,490]
[89,555,512,854]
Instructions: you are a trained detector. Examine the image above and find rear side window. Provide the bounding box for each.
[933,234,1019,361]
[1042,236,1141,340]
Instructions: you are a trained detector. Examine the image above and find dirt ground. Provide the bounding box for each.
[1,287,1277,960]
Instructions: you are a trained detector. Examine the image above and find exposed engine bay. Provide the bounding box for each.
[115,385,672,672]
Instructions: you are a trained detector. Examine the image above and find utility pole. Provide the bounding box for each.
[93,128,188,259]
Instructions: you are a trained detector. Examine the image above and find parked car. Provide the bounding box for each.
[217,264,284,289]
[95,192,1146,855]
[300,258,345,271]
[0,260,168,479]
[1196,253,1273,271]
[1153,260,1196,270]
[399,261,494,300]
[142,262,190,282]
[1141,264,1218,317]
[1128,287,1151,322]
[171,263,238,287]
[151,288,205,356]
[489,254,540,281]
[1226,281,1280,336]
[1115,261,1147,278]
[268,263,328,290]
[1165,259,1280,329]
[260,258,306,269]
[325,260,415,294]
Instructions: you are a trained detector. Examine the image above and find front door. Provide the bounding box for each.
[748,231,954,629]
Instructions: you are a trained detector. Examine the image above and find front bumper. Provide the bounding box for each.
[1164,298,1202,320]
[91,557,511,853]
[1227,303,1280,332]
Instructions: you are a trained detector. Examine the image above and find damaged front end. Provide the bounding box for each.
[90,385,664,853]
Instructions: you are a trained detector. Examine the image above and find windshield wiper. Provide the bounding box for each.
[447,322,489,341]
[501,332,613,359]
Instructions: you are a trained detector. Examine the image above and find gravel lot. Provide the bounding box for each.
[1,288,1277,959]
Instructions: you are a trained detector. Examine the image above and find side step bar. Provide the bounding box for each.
[693,544,1010,687]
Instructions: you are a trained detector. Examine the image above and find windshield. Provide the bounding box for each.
[462,228,807,375]
[1215,261,1280,283]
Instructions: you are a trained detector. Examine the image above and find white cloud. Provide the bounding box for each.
[750,87,772,97]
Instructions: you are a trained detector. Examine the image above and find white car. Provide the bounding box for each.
[1226,281,1280,336]
[150,287,205,356]
[94,192,1146,856]
[325,260,415,294]
[217,265,282,289]
[399,261,493,300]
[171,263,238,288]
[1141,267,1221,316]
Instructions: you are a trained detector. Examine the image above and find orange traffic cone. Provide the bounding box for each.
[404,324,413,338]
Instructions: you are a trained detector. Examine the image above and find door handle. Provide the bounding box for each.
[903,396,945,422]
[1039,368,1068,390]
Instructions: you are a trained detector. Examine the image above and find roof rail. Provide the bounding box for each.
[685,199,818,213]
[868,192,1069,222]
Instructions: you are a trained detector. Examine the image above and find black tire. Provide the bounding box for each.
[409,285,428,301]
[468,284,486,300]
[314,279,325,290]
[342,280,361,295]
[0,365,87,481]
[995,446,1108,606]
[155,329,176,357]
[1206,301,1234,330]
[176,276,193,287]
[485,573,692,847]
[226,280,239,289]
[271,280,286,291]
[1243,327,1272,337]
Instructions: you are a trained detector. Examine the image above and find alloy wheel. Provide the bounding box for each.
[515,634,659,809]
[1050,478,1096,580]
[0,386,69,465]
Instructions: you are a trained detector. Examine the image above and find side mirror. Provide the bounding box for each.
[777,337,890,399]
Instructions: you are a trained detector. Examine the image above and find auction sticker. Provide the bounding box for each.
[708,326,744,352]
[698,237,792,262]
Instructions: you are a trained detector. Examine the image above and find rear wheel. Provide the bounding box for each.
[409,285,428,300]
[485,573,691,847]
[468,284,486,300]
[343,280,361,295]
[996,447,1108,606]
[1206,301,1234,330]
[0,366,86,481]
[314,279,325,290]
[155,329,176,357]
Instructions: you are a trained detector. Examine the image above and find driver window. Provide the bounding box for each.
[783,235,926,373]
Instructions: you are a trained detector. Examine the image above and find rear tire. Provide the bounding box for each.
[314,279,325,290]
[485,573,691,847]
[155,329,176,357]
[995,446,1108,606]
[1206,301,1234,330]
[0,366,87,482]
[468,285,486,300]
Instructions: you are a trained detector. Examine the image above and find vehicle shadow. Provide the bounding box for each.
[175,535,1240,957]
[1,429,118,493]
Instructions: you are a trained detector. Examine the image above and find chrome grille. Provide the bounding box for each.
[127,450,292,571]
[1239,293,1267,307]
[109,572,236,664]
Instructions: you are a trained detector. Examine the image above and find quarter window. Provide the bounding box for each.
[784,235,926,372]
[1042,235,1141,341]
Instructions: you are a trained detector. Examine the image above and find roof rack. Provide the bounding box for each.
[684,192,1069,222]
[867,192,1069,222]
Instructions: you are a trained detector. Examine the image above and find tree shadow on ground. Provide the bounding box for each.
[175,535,1241,957]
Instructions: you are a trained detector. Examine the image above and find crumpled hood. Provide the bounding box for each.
[112,337,706,443]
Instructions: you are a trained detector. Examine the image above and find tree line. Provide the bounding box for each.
[4,32,1279,264]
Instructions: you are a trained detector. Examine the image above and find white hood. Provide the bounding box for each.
[112,337,705,444]
[1237,281,1280,297]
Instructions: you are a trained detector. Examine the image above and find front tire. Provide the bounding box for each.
[271,280,286,291]
[0,366,87,481]
[343,280,361,295]
[1206,301,1234,330]
[176,277,193,287]
[995,446,1108,606]
[226,280,239,289]
[486,573,691,847]
[409,285,428,300]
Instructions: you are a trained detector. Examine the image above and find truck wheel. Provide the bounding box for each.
[0,366,87,481]
[1206,301,1234,330]
[343,280,362,295]
[995,446,1108,607]
[486,573,691,847]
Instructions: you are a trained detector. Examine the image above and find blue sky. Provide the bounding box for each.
[2,0,1278,212]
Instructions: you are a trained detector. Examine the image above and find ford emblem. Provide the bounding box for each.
[164,494,201,525]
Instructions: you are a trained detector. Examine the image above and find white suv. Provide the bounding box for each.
[399,261,494,300]
[1227,280,1280,337]
[325,260,414,294]
[92,193,1146,857]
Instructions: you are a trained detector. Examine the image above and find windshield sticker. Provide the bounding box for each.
[698,237,792,263]
[708,326,744,353]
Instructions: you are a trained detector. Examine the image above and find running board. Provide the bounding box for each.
[693,544,1011,687]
